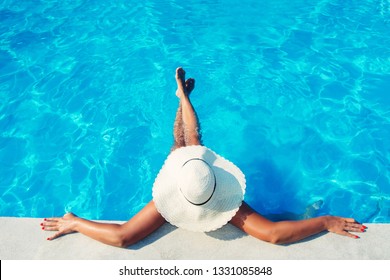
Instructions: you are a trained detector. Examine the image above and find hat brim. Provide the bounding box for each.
[152,145,246,232]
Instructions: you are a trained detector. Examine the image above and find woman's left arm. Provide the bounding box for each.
[230,202,366,244]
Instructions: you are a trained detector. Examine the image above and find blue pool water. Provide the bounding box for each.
[0,0,389,223]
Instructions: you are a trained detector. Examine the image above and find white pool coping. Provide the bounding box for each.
[0,217,388,260]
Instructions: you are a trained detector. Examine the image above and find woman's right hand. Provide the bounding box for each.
[41,213,78,240]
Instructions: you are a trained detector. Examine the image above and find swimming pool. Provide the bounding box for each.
[1,0,389,223]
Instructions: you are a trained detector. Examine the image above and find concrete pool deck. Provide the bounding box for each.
[0,217,388,260]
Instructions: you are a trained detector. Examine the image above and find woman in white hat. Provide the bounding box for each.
[42,68,366,247]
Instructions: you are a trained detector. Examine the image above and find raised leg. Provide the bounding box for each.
[172,76,195,151]
[172,103,185,151]
[174,67,202,146]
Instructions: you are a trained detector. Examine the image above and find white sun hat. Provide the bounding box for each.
[152,145,246,232]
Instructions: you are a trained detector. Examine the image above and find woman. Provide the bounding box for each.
[41,67,366,247]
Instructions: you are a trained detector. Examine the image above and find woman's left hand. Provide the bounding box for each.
[325,216,366,239]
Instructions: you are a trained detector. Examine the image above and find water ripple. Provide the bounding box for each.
[0,0,389,222]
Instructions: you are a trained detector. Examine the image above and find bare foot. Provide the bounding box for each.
[185,78,195,94]
[175,67,195,98]
[41,213,78,240]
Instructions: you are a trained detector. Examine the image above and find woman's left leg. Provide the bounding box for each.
[172,103,186,151]
[172,67,198,150]
[175,67,202,146]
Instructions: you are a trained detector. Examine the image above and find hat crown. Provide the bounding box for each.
[178,159,216,205]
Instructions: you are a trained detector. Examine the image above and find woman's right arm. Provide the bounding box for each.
[42,200,166,248]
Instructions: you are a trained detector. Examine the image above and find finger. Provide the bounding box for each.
[345,224,364,232]
[343,217,357,224]
[47,231,65,241]
[338,230,360,239]
[44,218,61,223]
[42,220,60,227]
[43,225,60,231]
[41,220,61,231]
[41,222,58,231]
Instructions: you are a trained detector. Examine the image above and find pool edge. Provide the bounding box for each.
[0,217,388,260]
